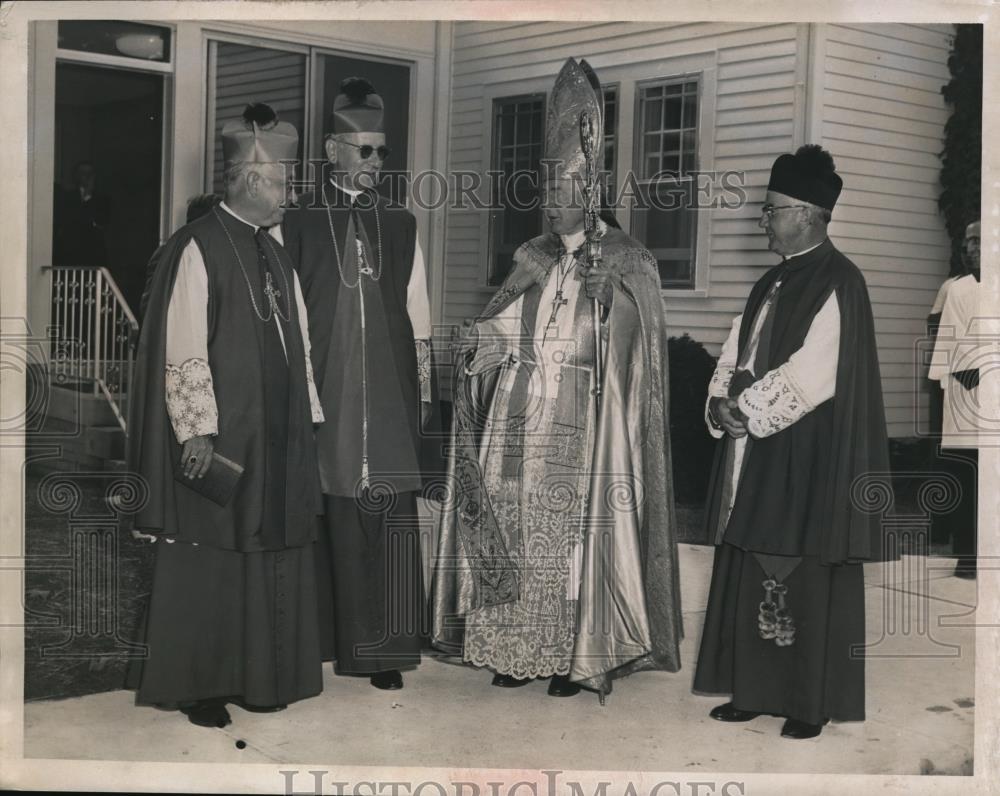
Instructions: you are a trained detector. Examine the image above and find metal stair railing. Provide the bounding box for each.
[45,265,138,434]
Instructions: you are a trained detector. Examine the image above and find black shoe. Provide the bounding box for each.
[709,702,761,722]
[370,670,403,690]
[491,673,531,688]
[954,558,977,580]
[180,699,231,728]
[780,717,828,739]
[546,674,581,698]
[233,699,287,713]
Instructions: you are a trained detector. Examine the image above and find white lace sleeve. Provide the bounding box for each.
[415,338,432,403]
[735,365,811,438]
[705,314,742,438]
[737,293,840,438]
[165,241,218,443]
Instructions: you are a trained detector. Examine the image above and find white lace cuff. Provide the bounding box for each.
[416,338,432,404]
[709,365,734,398]
[736,364,813,439]
[165,358,218,443]
[704,365,734,438]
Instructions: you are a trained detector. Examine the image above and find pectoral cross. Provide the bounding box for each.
[543,290,569,343]
[357,239,374,277]
[264,272,282,315]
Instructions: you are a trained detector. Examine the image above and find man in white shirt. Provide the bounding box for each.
[929,220,981,578]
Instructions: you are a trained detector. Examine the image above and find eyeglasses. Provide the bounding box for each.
[338,141,391,160]
[760,203,810,219]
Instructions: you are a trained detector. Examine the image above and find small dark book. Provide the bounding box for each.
[173,452,244,506]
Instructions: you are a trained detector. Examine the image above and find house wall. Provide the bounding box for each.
[443,21,954,436]
[814,23,954,437]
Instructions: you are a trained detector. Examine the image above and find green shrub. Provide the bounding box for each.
[668,334,717,505]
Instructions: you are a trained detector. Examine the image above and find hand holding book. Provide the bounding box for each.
[180,434,214,480]
[174,435,244,507]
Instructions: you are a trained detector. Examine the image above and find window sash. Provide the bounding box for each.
[632,76,700,289]
[487,93,545,287]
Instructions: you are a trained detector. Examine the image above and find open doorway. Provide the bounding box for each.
[52,62,164,315]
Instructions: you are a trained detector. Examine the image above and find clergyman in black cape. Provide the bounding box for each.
[694,145,893,740]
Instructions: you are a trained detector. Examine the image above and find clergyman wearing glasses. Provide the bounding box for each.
[279,77,436,693]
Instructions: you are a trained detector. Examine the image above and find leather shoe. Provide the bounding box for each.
[180,699,231,728]
[370,670,403,690]
[491,673,531,688]
[780,717,828,739]
[233,699,286,713]
[709,702,761,722]
[547,674,581,697]
[954,558,977,580]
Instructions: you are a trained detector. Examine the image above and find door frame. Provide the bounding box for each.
[54,26,176,248]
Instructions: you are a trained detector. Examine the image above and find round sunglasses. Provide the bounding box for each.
[338,140,392,160]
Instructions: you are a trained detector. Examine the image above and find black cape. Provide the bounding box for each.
[124,212,322,551]
[704,239,894,565]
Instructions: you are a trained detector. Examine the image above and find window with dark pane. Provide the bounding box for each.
[207,41,307,195]
[631,78,699,288]
[487,94,545,287]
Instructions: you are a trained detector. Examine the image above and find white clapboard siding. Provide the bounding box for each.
[820,23,953,437]
[444,21,802,357]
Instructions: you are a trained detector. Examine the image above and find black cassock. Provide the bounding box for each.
[124,209,324,708]
[283,186,435,675]
[694,240,893,724]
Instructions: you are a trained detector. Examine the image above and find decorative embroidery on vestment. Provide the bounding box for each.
[736,364,810,438]
[709,365,735,398]
[165,357,217,443]
[416,338,432,403]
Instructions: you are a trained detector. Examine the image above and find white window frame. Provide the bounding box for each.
[484,90,547,288]
[602,54,717,297]
[633,74,702,291]
[477,77,621,289]
[476,55,716,296]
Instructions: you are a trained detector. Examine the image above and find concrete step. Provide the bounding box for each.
[43,382,119,428]
[27,417,126,474]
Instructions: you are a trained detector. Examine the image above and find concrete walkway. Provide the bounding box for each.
[23,545,976,775]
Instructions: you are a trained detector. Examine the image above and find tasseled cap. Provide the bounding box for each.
[221,103,298,165]
[328,77,384,135]
[767,144,844,211]
[542,58,603,182]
